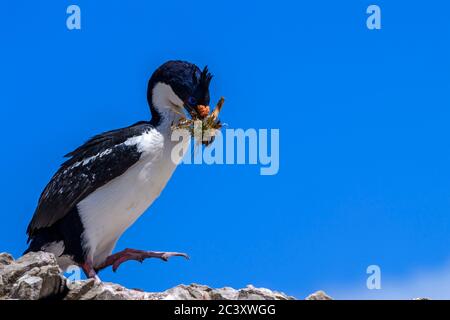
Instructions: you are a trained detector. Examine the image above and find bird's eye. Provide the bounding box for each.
[187,96,197,106]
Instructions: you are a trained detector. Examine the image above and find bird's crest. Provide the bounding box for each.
[193,66,213,89]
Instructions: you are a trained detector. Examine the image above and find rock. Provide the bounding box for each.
[63,282,296,300]
[159,284,295,300]
[0,251,326,300]
[305,290,333,300]
[65,279,156,300]
[0,252,67,300]
[0,253,14,266]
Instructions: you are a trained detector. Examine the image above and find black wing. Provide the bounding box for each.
[27,121,152,239]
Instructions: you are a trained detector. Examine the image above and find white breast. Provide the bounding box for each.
[77,125,187,267]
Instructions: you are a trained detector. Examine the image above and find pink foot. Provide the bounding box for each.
[81,261,101,281]
[95,248,189,272]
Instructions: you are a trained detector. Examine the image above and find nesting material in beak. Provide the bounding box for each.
[172,97,225,146]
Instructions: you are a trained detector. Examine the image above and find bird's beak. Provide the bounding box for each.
[183,103,198,118]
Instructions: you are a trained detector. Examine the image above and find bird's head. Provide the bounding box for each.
[147,60,212,125]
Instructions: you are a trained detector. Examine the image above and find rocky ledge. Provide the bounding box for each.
[0,251,332,300]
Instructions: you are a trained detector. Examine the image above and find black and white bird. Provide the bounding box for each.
[25,60,213,279]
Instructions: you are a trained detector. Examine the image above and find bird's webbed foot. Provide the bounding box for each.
[95,248,190,272]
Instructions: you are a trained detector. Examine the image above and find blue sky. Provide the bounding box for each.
[1,1,450,299]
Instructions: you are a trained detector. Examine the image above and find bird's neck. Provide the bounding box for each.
[148,85,184,132]
[149,104,184,138]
